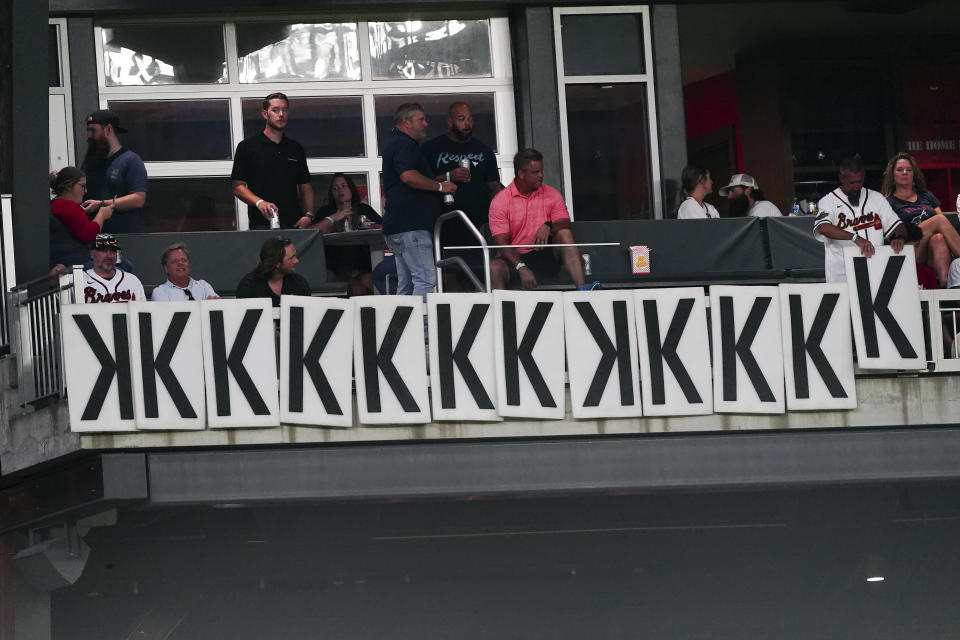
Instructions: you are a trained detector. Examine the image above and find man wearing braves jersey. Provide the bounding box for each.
[814,156,907,283]
[83,234,146,303]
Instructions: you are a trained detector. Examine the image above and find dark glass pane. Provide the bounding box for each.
[236,22,360,83]
[49,25,61,87]
[242,97,364,158]
[565,83,653,220]
[374,93,496,156]
[369,20,491,80]
[311,173,371,209]
[141,177,237,233]
[107,100,232,162]
[560,14,645,76]
[100,24,227,85]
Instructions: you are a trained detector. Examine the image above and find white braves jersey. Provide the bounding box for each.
[814,188,902,283]
[83,268,146,303]
[677,197,719,219]
[749,200,782,217]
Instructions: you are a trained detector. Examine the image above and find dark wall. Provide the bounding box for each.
[68,18,98,165]
[0,0,11,194]
[651,4,687,216]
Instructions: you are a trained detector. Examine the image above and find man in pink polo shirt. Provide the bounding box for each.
[488,148,590,290]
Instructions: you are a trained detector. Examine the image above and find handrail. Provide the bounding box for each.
[432,210,491,293]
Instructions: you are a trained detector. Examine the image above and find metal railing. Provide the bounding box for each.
[8,268,77,404]
[921,289,960,373]
[433,210,491,293]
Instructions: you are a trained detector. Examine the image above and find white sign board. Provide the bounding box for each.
[710,286,785,414]
[428,293,500,422]
[634,287,714,416]
[280,296,355,427]
[493,290,566,419]
[127,301,206,430]
[563,290,642,419]
[779,283,857,410]
[844,246,925,370]
[354,296,431,424]
[199,298,279,428]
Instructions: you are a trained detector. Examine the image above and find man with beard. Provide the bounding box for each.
[236,236,310,307]
[150,242,219,301]
[718,174,781,217]
[422,101,503,288]
[381,102,457,299]
[814,156,907,283]
[82,234,146,303]
[81,110,148,234]
[231,93,315,230]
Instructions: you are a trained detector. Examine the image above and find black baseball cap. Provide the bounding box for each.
[87,109,128,134]
[91,233,122,251]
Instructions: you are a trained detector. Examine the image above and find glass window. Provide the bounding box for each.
[49,25,61,88]
[236,22,361,83]
[241,96,365,158]
[101,24,227,86]
[560,14,646,76]
[565,83,653,220]
[141,177,237,233]
[311,173,372,210]
[106,100,232,162]
[369,20,492,80]
[374,93,496,156]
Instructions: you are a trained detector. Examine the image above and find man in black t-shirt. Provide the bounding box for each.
[231,92,315,230]
[236,236,311,306]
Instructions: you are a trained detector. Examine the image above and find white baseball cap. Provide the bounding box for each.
[719,173,759,196]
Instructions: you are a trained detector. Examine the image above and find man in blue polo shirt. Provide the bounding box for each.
[81,109,148,234]
[381,103,457,298]
[231,92,315,230]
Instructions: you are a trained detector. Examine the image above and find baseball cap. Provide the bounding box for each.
[91,233,122,251]
[86,109,128,134]
[718,173,759,197]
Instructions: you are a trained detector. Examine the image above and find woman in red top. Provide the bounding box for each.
[50,167,113,271]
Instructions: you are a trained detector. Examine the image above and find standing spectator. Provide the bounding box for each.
[814,156,907,283]
[49,166,114,271]
[236,236,310,307]
[151,242,219,301]
[677,165,720,219]
[718,173,782,217]
[881,152,960,287]
[81,110,148,234]
[381,102,456,298]
[231,92,315,230]
[82,234,146,303]
[422,101,503,286]
[310,173,382,296]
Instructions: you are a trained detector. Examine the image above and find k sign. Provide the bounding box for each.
[200,298,280,428]
[428,293,500,422]
[563,290,641,419]
[61,303,136,432]
[778,283,856,410]
[280,296,354,428]
[844,246,925,370]
[127,301,206,430]
[710,285,785,414]
[493,290,565,419]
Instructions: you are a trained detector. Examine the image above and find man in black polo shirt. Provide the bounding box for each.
[231,92,315,230]
[381,102,457,298]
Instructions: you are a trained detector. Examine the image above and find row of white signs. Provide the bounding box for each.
[62,247,925,431]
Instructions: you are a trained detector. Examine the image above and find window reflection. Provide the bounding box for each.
[141,177,237,233]
[241,96,364,157]
[374,93,496,156]
[237,23,361,83]
[369,20,492,80]
[107,100,232,162]
[49,25,61,88]
[101,24,227,86]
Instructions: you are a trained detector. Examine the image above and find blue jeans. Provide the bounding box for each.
[384,230,436,299]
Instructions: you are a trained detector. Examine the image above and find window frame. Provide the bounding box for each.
[93,14,517,230]
[552,5,662,219]
[49,18,75,168]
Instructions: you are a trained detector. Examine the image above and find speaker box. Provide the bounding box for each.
[13,536,90,591]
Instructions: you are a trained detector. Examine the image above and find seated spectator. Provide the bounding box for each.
[151,242,219,301]
[236,236,310,306]
[82,234,146,303]
[677,165,720,219]
[718,173,782,217]
[488,148,597,291]
[310,173,382,296]
[49,167,114,273]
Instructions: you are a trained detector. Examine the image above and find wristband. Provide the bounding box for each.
[255,199,264,208]
[515,262,527,271]
[446,171,451,182]
[305,212,315,221]
[437,182,443,192]
[325,216,336,225]
[850,234,858,244]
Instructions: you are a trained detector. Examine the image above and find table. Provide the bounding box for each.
[321,228,388,270]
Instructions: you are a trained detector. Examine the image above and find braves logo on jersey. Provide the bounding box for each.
[835,211,883,233]
[84,287,137,303]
